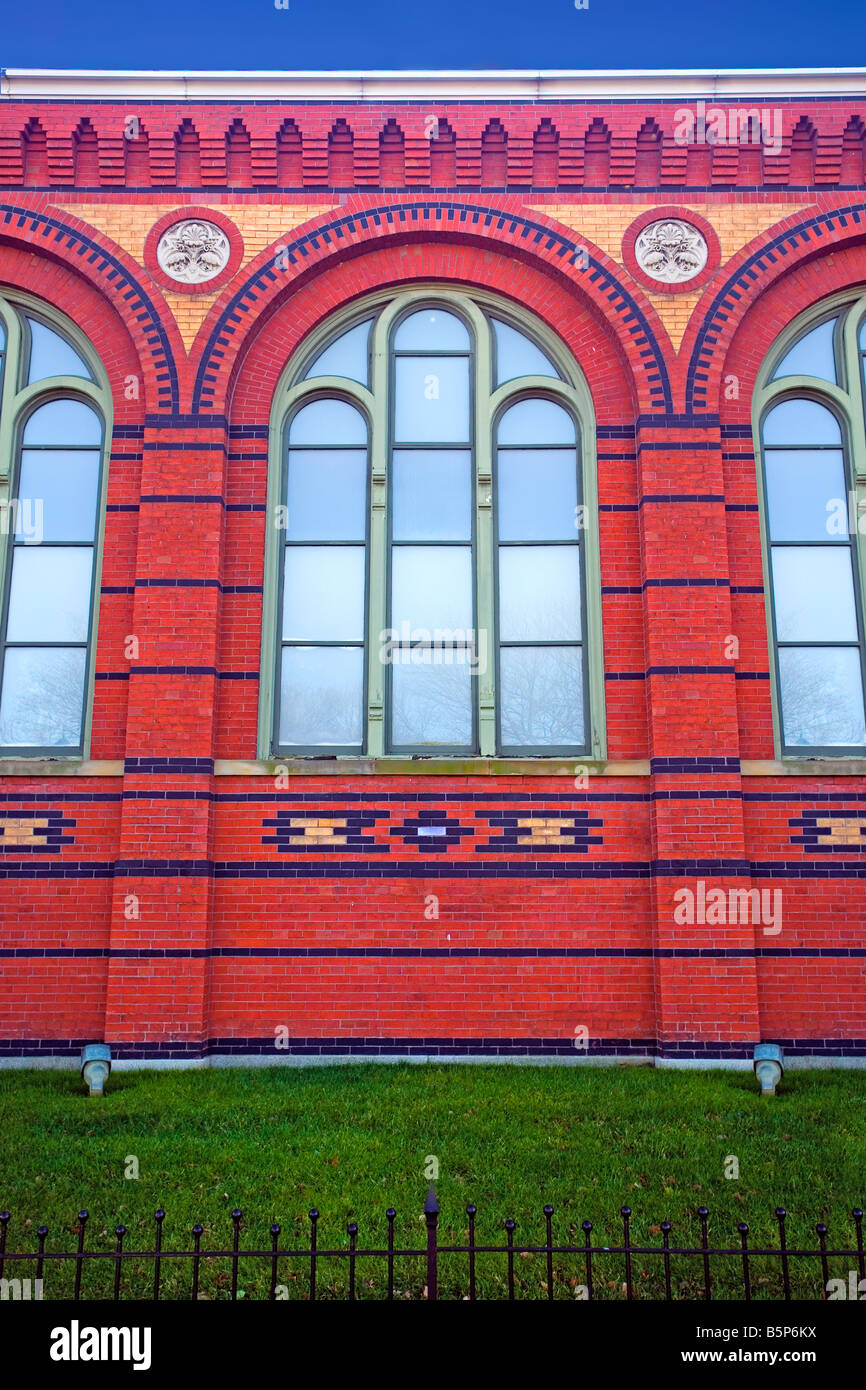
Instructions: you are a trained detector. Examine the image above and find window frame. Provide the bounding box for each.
[753,288,866,758]
[273,389,373,756]
[385,298,478,756]
[0,290,112,759]
[262,284,606,764]
[492,388,590,757]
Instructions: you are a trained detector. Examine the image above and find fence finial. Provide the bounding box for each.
[425,1183,439,1216]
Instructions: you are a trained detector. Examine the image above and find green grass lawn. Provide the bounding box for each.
[1,1064,864,1300]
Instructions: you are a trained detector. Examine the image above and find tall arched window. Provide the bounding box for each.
[0,293,110,754]
[264,290,604,760]
[755,293,866,753]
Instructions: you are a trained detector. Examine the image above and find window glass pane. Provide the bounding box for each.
[771,318,837,384]
[493,319,559,385]
[771,546,859,642]
[6,548,93,642]
[394,308,469,351]
[286,449,366,541]
[762,399,841,447]
[23,399,101,447]
[392,450,471,540]
[499,646,584,748]
[289,399,366,447]
[391,546,472,632]
[499,546,582,641]
[498,398,575,446]
[394,357,470,442]
[391,661,473,747]
[0,646,86,748]
[779,647,866,747]
[304,320,371,386]
[0,319,6,349]
[17,450,100,542]
[498,448,578,540]
[282,546,365,641]
[765,449,847,541]
[27,319,92,384]
[278,646,364,747]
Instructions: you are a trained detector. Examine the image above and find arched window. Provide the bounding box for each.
[755,294,866,753]
[0,293,110,754]
[264,291,604,760]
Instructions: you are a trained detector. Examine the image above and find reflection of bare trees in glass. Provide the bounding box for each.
[280,585,586,750]
[0,649,84,747]
[500,646,584,747]
[391,661,471,746]
[382,584,586,748]
[280,675,362,747]
[780,652,866,746]
[386,644,585,749]
[499,597,584,747]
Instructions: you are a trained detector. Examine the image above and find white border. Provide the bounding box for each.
[3,68,866,100]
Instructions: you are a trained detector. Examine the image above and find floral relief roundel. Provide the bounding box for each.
[633,218,709,285]
[155,218,231,285]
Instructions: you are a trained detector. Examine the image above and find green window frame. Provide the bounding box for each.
[262,287,606,761]
[754,289,866,756]
[0,290,111,758]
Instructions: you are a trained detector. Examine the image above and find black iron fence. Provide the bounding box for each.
[1,1190,863,1301]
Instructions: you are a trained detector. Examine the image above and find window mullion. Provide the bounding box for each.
[475,322,496,757]
[844,301,866,675]
[365,314,389,757]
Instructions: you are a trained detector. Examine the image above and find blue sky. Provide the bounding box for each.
[1,0,865,72]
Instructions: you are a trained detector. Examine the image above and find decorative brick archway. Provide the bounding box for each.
[0,199,183,412]
[684,201,866,413]
[190,197,673,417]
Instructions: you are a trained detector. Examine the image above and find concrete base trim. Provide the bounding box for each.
[2,1052,866,1072]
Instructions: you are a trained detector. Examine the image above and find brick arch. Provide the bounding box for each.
[191,198,673,416]
[683,201,866,415]
[719,239,866,433]
[227,242,639,431]
[0,199,183,412]
[0,240,147,427]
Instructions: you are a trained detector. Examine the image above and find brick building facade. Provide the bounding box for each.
[1,68,865,1069]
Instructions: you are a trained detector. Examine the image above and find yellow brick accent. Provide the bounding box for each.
[0,817,49,846]
[56,203,337,350]
[57,199,811,354]
[815,817,866,846]
[286,817,348,846]
[516,816,577,846]
[528,202,810,350]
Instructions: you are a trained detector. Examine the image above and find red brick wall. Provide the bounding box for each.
[1,93,865,1065]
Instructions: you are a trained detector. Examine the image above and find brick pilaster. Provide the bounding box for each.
[104,423,228,1056]
[636,421,761,1057]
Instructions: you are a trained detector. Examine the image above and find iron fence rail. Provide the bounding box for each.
[0,1191,863,1301]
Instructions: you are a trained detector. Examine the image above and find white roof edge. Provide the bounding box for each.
[3,67,866,100]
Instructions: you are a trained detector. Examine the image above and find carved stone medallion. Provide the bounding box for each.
[633,218,708,284]
[155,219,231,285]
